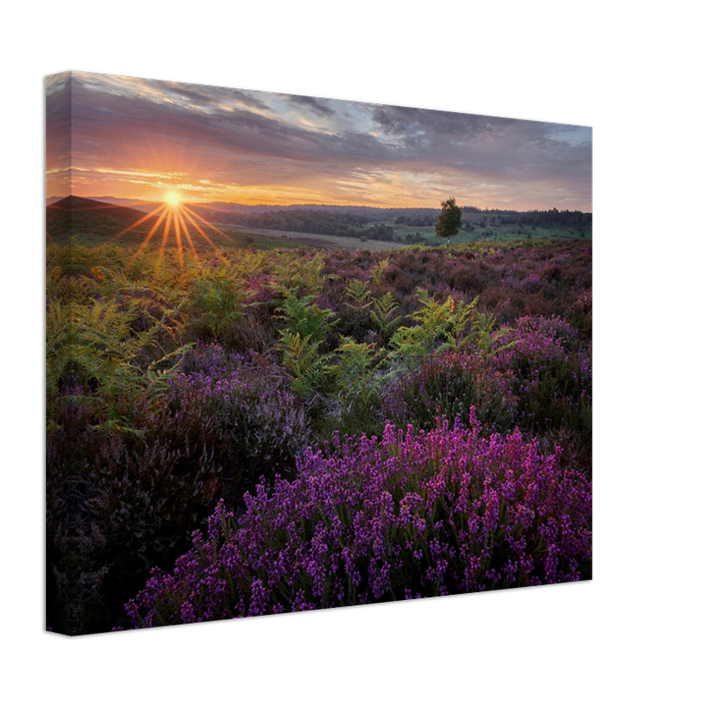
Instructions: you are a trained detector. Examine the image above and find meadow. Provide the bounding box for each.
[46,234,592,634]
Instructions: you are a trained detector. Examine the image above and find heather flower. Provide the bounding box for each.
[124,413,591,629]
[380,350,517,434]
[48,239,591,634]
[164,344,311,480]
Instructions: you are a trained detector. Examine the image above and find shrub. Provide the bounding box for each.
[496,316,592,441]
[46,296,190,431]
[448,264,487,294]
[163,344,311,487]
[46,343,313,635]
[184,269,247,342]
[46,396,222,635]
[380,351,517,433]
[123,418,592,629]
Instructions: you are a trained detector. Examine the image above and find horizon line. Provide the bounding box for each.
[46,194,593,214]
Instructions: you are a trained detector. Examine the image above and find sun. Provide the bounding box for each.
[111,188,237,271]
[165,190,182,208]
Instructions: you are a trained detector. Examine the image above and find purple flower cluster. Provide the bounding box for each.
[489,315,590,393]
[494,315,592,437]
[380,351,518,433]
[501,270,543,294]
[124,413,591,629]
[498,315,579,367]
[166,346,310,475]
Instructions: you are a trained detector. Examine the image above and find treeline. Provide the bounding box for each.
[464,207,592,229]
[234,207,592,234]
[192,205,591,242]
[394,213,436,227]
[239,209,370,236]
[215,209,406,242]
[517,210,591,229]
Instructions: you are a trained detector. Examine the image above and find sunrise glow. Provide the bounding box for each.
[116,199,237,270]
[45,72,592,212]
[165,191,182,208]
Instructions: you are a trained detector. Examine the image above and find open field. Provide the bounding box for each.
[47,197,591,254]
[210,223,403,251]
[218,221,591,250]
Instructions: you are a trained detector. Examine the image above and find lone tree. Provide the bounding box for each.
[435,197,463,240]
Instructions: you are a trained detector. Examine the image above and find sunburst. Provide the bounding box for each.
[165,190,182,209]
[52,191,234,265]
[109,190,236,268]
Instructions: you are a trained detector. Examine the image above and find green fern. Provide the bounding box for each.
[276,329,332,398]
[389,289,480,361]
[344,279,371,310]
[327,337,377,422]
[186,269,247,339]
[389,289,446,360]
[277,292,337,343]
[235,249,267,280]
[369,258,389,286]
[46,296,191,429]
[271,251,326,296]
[370,292,402,347]
[465,312,518,359]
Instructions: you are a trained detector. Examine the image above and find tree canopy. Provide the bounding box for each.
[435,197,463,239]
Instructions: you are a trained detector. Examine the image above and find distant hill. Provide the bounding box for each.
[46,196,161,246]
[46,195,592,250]
[49,195,149,215]
[44,196,346,253]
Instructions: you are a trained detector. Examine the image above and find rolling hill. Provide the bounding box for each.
[46,195,161,246]
[43,196,397,252]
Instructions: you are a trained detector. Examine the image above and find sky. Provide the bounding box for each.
[46,71,592,211]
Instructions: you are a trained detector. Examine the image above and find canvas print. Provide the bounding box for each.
[46,71,592,636]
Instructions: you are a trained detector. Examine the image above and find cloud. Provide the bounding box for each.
[372,104,515,140]
[285,94,335,118]
[51,72,592,210]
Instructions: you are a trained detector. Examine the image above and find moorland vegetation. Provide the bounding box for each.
[46,234,592,634]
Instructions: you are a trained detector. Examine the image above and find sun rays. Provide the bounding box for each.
[45,187,245,270]
[50,190,237,270]
[107,191,237,270]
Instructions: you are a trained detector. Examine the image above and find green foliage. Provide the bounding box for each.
[233,249,266,280]
[46,297,191,431]
[328,337,378,424]
[435,197,463,239]
[271,251,326,295]
[344,279,372,311]
[276,330,332,399]
[48,236,95,277]
[466,312,517,360]
[186,269,247,340]
[370,257,390,285]
[275,288,339,389]
[389,289,479,361]
[369,292,402,347]
[277,292,337,342]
